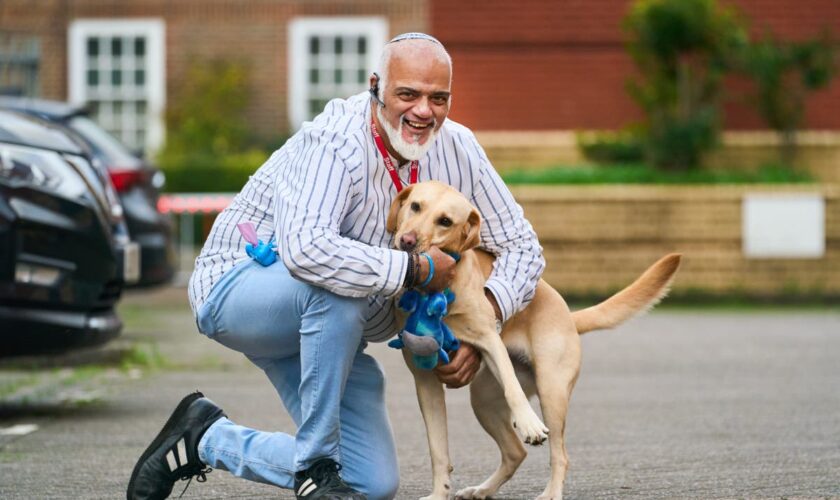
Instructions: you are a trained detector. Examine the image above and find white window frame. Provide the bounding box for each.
[288,17,387,130]
[68,18,166,153]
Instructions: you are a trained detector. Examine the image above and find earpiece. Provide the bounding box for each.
[369,72,386,107]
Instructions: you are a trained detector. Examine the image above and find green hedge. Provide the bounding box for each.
[501,163,812,185]
[161,149,271,193]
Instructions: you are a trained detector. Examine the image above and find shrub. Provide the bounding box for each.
[734,33,837,163]
[577,130,645,164]
[624,0,747,171]
[156,59,282,192]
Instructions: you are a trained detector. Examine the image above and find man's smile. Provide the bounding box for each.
[404,118,433,131]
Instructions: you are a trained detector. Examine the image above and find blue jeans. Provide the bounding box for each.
[194,260,399,499]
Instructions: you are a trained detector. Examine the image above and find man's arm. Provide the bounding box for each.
[469,141,545,322]
[275,127,409,298]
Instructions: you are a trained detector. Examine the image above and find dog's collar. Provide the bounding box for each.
[445,251,461,262]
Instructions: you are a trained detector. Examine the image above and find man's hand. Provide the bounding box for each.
[434,342,481,388]
[418,246,457,292]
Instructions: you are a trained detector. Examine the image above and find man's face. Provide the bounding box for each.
[374,45,451,161]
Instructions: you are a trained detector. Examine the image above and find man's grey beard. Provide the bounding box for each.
[375,105,438,161]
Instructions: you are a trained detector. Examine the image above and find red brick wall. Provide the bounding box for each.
[3,0,837,136]
[431,0,840,131]
[0,0,428,138]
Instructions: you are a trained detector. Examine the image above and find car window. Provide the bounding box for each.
[0,111,82,154]
[68,115,139,166]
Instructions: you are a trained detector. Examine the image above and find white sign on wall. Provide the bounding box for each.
[742,194,825,258]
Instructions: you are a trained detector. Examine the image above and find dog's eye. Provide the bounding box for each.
[438,216,453,227]
[410,202,421,212]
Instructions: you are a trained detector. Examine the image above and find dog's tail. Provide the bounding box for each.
[571,253,682,335]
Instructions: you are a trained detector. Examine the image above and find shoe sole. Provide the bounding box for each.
[126,391,204,499]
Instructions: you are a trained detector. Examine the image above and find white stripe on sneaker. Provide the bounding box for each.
[300,482,318,497]
[296,478,314,496]
[166,449,178,471]
[176,438,188,467]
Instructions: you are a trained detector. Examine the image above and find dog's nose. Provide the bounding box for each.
[400,232,417,252]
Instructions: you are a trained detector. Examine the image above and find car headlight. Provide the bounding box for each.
[0,144,89,199]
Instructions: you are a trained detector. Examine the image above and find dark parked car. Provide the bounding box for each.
[0,110,134,356]
[0,97,174,287]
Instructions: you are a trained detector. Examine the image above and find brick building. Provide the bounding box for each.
[434,0,840,131]
[0,0,428,152]
[1,0,838,153]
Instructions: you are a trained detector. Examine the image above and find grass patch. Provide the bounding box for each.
[501,163,813,185]
[0,374,41,398]
[120,343,170,371]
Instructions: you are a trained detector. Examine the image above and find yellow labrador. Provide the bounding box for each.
[387,181,681,500]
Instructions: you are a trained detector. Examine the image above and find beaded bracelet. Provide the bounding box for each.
[403,252,416,288]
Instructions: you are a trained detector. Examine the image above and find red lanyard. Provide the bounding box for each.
[371,117,418,192]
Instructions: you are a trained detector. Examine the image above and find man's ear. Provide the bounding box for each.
[460,208,481,252]
[386,185,415,234]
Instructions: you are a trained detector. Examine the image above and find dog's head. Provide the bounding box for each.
[386,181,481,255]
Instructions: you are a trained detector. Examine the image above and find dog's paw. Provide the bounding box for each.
[512,407,549,446]
[455,485,494,499]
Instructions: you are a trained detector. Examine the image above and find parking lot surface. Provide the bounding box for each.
[1,288,838,499]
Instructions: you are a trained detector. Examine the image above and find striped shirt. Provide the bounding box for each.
[188,92,545,342]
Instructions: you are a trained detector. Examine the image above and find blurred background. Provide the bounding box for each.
[0,1,838,498]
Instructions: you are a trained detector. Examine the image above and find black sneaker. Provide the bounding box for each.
[294,458,367,499]
[127,391,226,500]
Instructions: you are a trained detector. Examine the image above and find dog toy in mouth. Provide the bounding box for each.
[389,289,460,370]
[237,222,278,266]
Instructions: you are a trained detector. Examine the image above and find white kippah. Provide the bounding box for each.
[388,32,442,45]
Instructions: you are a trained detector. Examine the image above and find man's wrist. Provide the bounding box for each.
[403,252,418,288]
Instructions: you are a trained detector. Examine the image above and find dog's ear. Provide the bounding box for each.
[386,185,415,234]
[460,208,481,252]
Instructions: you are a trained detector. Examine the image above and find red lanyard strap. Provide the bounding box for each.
[371,117,418,192]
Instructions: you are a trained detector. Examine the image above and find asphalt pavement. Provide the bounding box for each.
[0,287,838,499]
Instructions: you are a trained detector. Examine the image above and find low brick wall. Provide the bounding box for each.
[509,184,840,300]
[477,131,840,183]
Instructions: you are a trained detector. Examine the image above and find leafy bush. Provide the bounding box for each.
[577,130,645,163]
[624,0,747,171]
[734,33,837,162]
[156,59,281,192]
[161,150,269,192]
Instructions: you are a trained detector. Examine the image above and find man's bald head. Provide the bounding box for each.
[377,34,452,90]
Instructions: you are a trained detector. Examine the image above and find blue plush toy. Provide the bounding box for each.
[389,289,460,370]
[237,222,277,266]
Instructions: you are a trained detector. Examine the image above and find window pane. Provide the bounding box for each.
[309,68,319,84]
[87,38,99,56]
[357,69,366,84]
[137,100,147,116]
[87,70,99,87]
[112,70,122,86]
[134,69,145,86]
[357,37,366,55]
[113,101,123,115]
[309,37,319,55]
[334,37,342,55]
[309,99,327,115]
[111,37,122,57]
[334,69,342,84]
[134,37,145,57]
